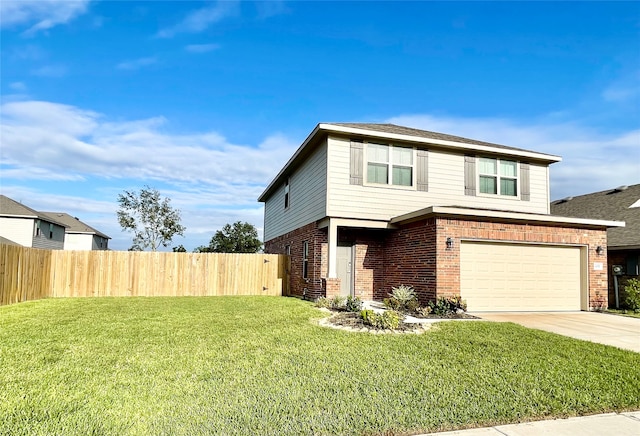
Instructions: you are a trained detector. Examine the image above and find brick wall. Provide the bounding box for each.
[431,218,609,310]
[264,222,327,300]
[382,219,437,303]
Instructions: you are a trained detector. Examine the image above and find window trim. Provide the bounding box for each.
[363,142,416,190]
[477,157,520,198]
[302,241,309,279]
[284,178,290,210]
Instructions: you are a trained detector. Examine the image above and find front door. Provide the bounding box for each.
[336,244,353,297]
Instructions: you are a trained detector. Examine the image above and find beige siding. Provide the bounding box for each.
[326,136,550,220]
[64,233,93,250]
[0,217,34,247]
[263,140,328,241]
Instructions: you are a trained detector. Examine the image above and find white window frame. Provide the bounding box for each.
[364,142,416,189]
[477,157,519,198]
[302,241,309,279]
[284,178,290,210]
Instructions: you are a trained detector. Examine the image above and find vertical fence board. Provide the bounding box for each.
[0,244,288,305]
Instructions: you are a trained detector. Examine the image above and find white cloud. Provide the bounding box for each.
[0,99,297,191]
[30,64,67,77]
[0,0,92,35]
[116,57,157,71]
[156,1,239,38]
[386,114,640,200]
[9,82,27,91]
[185,43,221,54]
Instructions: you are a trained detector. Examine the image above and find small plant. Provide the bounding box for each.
[359,309,401,329]
[383,297,401,311]
[345,295,363,312]
[330,295,347,310]
[415,306,432,317]
[390,285,417,305]
[622,278,640,312]
[314,297,330,308]
[428,296,467,316]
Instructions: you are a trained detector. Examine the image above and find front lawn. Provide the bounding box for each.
[606,308,640,319]
[1,297,639,435]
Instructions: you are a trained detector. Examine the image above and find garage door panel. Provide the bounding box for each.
[461,242,582,312]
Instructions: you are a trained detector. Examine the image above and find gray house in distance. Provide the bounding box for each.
[0,195,67,249]
[39,212,110,250]
[551,184,639,306]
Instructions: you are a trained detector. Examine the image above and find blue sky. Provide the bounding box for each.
[1,1,639,251]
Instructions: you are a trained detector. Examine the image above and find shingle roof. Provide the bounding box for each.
[39,212,111,239]
[0,194,39,217]
[550,184,640,249]
[330,123,534,154]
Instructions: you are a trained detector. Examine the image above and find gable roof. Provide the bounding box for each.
[39,212,111,239]
[550,184,640,249]
[258,122,561,202]
[0,195,68,227]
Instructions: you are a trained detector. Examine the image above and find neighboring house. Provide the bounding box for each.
[551,184,639,307]
[39,212,111,250]
[259,123,623,312]
[0,195,67,250]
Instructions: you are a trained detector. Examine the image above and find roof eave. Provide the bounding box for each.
[391,206,625,228]
[319,123,562,163]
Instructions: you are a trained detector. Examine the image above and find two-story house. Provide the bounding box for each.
[259,123,623,312]
[0,195,67,250]
[39,212,111,250]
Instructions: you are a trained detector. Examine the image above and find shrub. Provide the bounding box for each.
[390,285,417,305]
[623,278,640,311]
[345,295,363,312]
[415,306,432,317]
[359,309,401,330]
[330,295,347,310]
[314,297,330,308]
[428,296,468,316]
[383,297,401,311]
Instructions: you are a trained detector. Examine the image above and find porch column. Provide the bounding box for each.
[327,219,338,278]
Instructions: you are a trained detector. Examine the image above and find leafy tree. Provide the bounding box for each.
[172,245,187,252]
[195,221,262,253]
[117,186,186,251]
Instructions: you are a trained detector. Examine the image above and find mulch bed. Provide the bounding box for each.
[324,310,479,333]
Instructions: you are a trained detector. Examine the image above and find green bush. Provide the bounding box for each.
[345,295,363,312]
[623,278,640,311]
[383,297,401,311]
[428,295,468,316]
[359,309,401,330]
[314,297,330,308]
[330,295,347,310]
[390,285,416,305]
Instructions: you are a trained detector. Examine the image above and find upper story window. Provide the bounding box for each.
[366,143,413,187]
[284,178,290,209]
[478,157,517,196]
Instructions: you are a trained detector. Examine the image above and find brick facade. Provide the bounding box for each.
[265,216,610,310]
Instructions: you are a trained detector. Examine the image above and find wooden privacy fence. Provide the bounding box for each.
[0,244,288,306]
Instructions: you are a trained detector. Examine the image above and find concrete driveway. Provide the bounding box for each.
[475,312,640,353]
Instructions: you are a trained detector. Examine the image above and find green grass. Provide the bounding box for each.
[1,297,639,436]
[606,308,640,319]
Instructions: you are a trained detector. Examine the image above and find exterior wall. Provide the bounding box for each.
[92,235,109,250]
[32,221,65,250]
[0,217,35,247]
[263,140,328,241]
[64,234,109,250]
[430,218,608,310]
[326,135,550,220]
[607,249,640,308]
[382,220,438,303]
[264,222,327,300]
[64,233,93,250]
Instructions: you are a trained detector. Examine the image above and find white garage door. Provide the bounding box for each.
[460,242,583,312]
